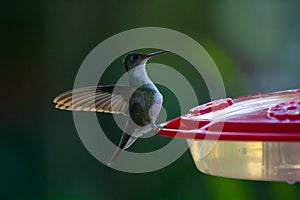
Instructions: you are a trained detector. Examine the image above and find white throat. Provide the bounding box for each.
[128,64,152,87]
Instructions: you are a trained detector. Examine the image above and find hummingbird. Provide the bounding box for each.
[53,50,169,165]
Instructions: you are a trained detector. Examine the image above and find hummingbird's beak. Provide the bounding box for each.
[145,50,170,59]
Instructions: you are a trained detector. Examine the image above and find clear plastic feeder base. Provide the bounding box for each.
[188,140,300,184]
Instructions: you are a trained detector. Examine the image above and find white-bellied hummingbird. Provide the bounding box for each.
[53,50,169,165]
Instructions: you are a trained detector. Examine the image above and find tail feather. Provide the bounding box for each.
[123,135,138,150]
[108,147,122,166]
[107,133,137,165]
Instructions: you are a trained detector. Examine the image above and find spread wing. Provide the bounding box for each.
[53,86,133,115]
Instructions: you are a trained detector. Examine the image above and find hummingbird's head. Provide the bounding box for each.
[122,50,169,71]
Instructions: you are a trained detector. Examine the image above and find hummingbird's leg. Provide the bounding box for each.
[151,123,161,133]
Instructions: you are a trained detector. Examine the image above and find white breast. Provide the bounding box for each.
[128,64,152,87]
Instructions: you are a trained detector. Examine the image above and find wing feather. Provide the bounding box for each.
[53,86,133,115]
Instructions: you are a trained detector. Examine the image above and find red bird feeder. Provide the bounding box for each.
[157,89,300,183]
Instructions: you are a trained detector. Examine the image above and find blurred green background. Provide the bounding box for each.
[2,0,300,199]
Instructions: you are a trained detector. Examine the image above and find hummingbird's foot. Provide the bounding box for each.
[151,123,162,133]
[157,124,165,128]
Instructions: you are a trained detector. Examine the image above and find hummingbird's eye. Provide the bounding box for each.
[131,54,139,60]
